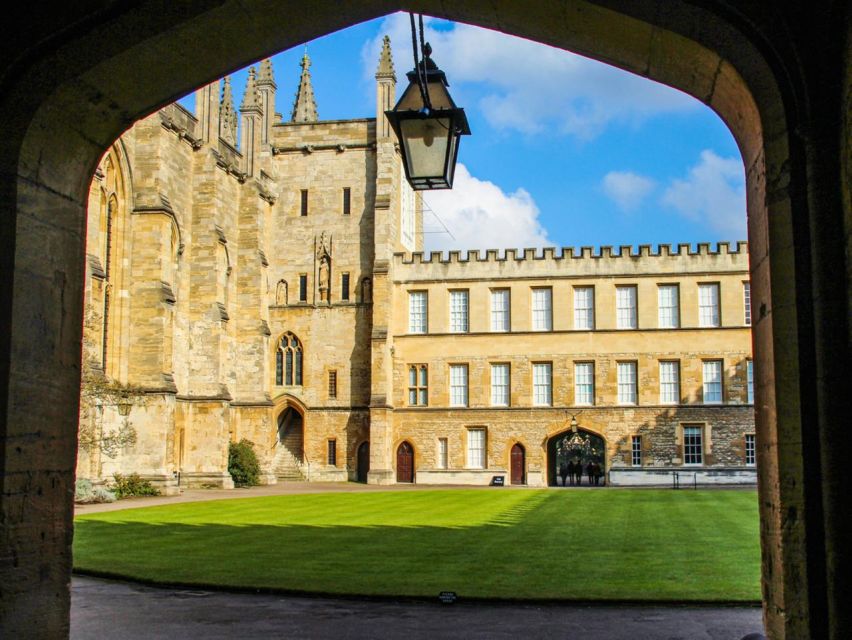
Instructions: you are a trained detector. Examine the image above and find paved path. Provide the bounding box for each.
[72,576,764,640]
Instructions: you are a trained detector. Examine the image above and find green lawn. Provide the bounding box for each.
[73,489,760,601]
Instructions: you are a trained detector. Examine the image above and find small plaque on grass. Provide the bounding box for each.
[438,591,457,604]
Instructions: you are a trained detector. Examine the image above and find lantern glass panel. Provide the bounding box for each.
[399,117,451,179]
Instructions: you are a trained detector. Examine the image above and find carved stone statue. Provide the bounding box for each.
[275,279,287,305]
[361,277,372,303]
[318,255,330,301]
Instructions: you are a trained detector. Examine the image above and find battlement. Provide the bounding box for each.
[393,242,749,280]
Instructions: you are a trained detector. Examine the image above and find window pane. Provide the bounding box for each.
[745,434,756,465]
[450,365,468,406]
[699,284,720,327]
[409,291,427,333]
[574,287,594,330]
[702,360,723,403]
[743,282,751,326]
[532,288,552,331]
[617,362,637,404]
[616,286,637,329]
[450,290,469,333]
[747,360,754,404]
[631,435,642,467]
[491,364,509,406]
[659,361,680,404]
[658,285,679,328]
[683,426,703,464]
[467,428,486,469]
[533,363,552,406]
[574,362,594,405]
[438,438,448,469]
[491,289,510,331]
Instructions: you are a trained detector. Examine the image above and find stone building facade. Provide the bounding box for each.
[77,38,755,493]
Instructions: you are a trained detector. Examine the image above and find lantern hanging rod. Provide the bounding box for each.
[409,13,433,113]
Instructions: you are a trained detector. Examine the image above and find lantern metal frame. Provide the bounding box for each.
[385,15,471,190]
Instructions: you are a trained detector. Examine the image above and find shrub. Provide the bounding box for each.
[75,478,116,503]
[228,439,261,487]
[112,473,160,499]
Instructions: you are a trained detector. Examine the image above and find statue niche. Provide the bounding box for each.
[317,232,331,303]
[275,279,288,306]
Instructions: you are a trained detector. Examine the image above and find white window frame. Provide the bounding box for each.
[449,364,468,407]
[437,437,448,469]
[490,363,510,407]
[743,282,752,326]
[466,428,487,469]
[531,288,552,331]
[745,433,756,466]
[617,361,638,405]
[573,286,595,330]
[747,359,754,404]
[631,435,642,467]
[490,289,510,332]
[574,362,594,406]
[702,360,723,404]
[698,283,721,327]
[408,291,428,334]
[659,361,680,404]
[449,289,469,333]
[683,425,704,465]
[532,362,552,406]
[616,285,638,329]
[657,284,679,329]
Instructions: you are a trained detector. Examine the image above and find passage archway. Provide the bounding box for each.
[1,3,849,639]
[548,429,606,487]
[357,441,370,483]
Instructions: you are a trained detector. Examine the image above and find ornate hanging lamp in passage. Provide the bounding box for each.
[385,14,471,190]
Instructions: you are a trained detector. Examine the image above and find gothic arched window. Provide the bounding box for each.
[276,332,303,386]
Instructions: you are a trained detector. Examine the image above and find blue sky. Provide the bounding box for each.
[180,13,746,252]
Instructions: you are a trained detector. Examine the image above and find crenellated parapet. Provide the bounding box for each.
[394,242,749,280]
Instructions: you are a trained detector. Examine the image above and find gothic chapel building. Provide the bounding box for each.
[78,38,755,493]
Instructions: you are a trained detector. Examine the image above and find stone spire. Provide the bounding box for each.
[257,58,276,88]
[290,51,318,123]
[375,35,396,81]
[255,58,277,146]
[240,67,261,111]
[220,76,238,145]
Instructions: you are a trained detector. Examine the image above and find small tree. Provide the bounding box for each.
[228,439,261,487]
[78,368,147,460]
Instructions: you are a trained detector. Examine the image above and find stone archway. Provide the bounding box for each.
[547,429,606,487]
[1,3,849,638]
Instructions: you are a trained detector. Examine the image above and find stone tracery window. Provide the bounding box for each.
[276,332,303,386]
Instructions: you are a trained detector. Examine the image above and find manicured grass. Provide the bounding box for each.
[73,489,760,601]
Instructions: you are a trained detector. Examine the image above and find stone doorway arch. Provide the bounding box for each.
[1,3,849,638]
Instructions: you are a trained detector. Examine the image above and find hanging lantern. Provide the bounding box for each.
[386,42,471,190]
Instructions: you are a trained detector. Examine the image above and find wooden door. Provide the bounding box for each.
[357,441,370,483]
[396,441,414,483]
[511,443,525,485]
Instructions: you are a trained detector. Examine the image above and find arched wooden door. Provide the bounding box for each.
[396,441,414,483]
[357,441,370,483]
[511,443,526,485]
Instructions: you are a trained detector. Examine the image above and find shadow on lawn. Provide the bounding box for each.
[73,491,760,602]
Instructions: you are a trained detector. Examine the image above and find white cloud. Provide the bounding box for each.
[362,13,697,139]
[421,164,551,252]
[602,171,655,212]
[661,150,746,237]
